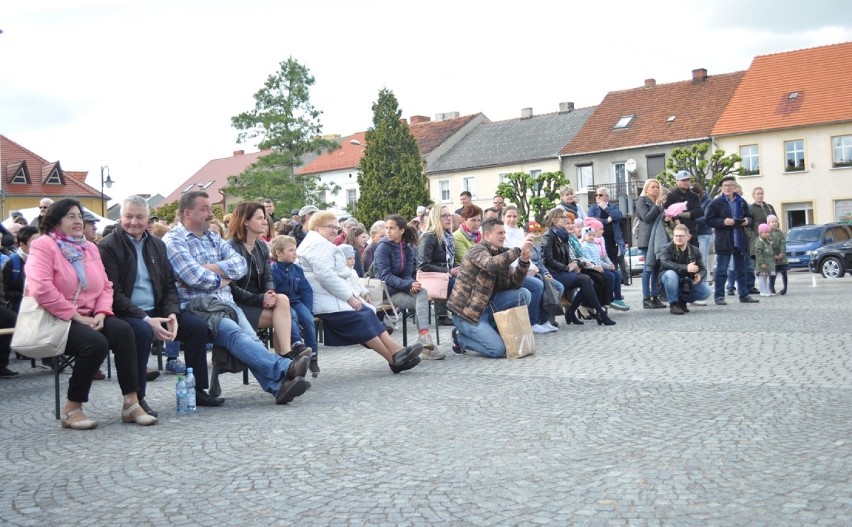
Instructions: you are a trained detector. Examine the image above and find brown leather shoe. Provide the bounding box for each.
[92,369,106,381]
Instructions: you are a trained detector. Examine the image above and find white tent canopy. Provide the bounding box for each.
[3,206,116,234]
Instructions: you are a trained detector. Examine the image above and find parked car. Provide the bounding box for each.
[785,223,852,269]
[626,246,644,275]
[808,239,852,278]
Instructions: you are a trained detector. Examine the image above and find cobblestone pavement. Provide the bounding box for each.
[1,271,850,526]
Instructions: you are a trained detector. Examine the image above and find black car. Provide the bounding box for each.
[808,238,852,278]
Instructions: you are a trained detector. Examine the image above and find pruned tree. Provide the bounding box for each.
[356,88,429,227]
[496,170,570,225]
[657,143,745,197]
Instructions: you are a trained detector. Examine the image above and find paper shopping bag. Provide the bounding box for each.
[492,304,535,360]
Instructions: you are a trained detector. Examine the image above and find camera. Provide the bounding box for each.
[680,275,693,296]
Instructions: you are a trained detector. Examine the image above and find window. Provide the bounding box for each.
[529,169,542,179]
[462,176,476,196]
[832,135,852,168]
[784,140,805,172]
[740,145,760,175]
[199,180,214,190]
[497,173,508,184]
[11,167,28,184]
[439,180,451,202]
[44,168,62,184]
[835,199,852,223]
[613,162,626,199]
[614,115,634,129]
[576,164,593,190]
[346,189,357,207]
[182,184,195,193]
[646,155,665,180]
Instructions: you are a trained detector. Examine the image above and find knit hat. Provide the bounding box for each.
[583,217,603,231]
[573,218,585,228]
[581,226,595,238]
[340,244,356,258]
[766,214,778,223]
[758,223,770,234]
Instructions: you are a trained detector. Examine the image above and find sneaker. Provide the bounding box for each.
[739,296,760,304]
[417,333,436,350]
[749,287,760,295]
[726,289,736,296]
[547,316,560,328]
[669,303,686,315]
[531,324,550,334]
[0,366,18,378]
[610,299,630,311]
[165,359,187,375]
[651,296,666,309]
[642,297,655,309]
[451,328,465,355]
[542,321,558,332]
[308,356,320,378]
[715,297,727,306]
[421,347,446,360]
[691,300,707,306]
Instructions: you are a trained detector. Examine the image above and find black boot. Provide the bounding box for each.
[595,310,616,326]
[779,271,788,295]
[565,293,584,325]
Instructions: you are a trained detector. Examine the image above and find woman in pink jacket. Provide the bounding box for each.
[26,199,157,429]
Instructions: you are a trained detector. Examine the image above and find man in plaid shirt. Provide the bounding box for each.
[163,191,309,405]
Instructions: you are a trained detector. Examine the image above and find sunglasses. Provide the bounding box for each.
[39,206,50,209]
[595,194,605,197]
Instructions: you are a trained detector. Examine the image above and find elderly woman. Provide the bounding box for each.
[227,202,306,358]
[453,204,484,262]
[635,179,666,308]
[540,208,615,326]
[417,205,459,327]
[556,185,586,220]
[26,199,157,429]
[374,215,440,358]
[362,220,386,274]
[588,186,627,286]
[298,210,423,373]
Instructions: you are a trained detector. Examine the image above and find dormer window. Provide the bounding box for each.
[181,184,195,193]
[44,167,62,184]
[11,168,28,184]
[614,115,634,129]
[199,180,214,190]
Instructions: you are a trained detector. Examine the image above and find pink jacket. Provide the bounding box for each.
[25,235,114,321]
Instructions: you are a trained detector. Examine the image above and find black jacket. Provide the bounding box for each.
[663,187,703,237]
[227,239,274,307]
[657,241,707,283]
[417,232,456,273]
[705,193,753,255]
[539,228,573,273]
[98,226,180,319]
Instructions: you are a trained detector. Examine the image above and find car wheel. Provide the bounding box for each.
[820,256,845,279]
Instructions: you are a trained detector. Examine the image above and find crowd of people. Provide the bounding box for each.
[0,173,790,428]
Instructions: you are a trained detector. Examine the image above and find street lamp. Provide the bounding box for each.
[100,165,113,216]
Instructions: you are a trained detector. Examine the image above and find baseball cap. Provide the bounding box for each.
[298,205,319,217]
[82,211,100,223]
[291,209,301,216]
[675,170,692,181]
[11,211,23,219]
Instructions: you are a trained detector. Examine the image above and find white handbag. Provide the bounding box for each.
[10,283,79,359]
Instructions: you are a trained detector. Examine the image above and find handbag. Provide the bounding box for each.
[541,277,564,316]
[11,283,80,359]
[492,295,536,360]
[415,270,450,300]
[357,277,399,325]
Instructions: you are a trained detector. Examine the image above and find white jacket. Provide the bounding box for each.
[297,230,354,314]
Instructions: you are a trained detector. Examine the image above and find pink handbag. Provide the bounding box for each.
[415,270,450,300]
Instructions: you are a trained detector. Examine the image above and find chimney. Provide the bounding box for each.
[558,102,575,113]
[233,150,245,156]
[521,107,533,119]
[400,117,407,125]
[410,115,431,125]
[644,78,656,88]
[692,68,707,82]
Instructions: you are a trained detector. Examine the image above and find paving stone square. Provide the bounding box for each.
[1,271,849,526]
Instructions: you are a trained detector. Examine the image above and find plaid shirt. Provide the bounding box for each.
[163,222,247,306]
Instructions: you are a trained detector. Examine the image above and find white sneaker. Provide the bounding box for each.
[531,324,550,334]
[542,321,558,332]
[417,333,436,350]
[691,300,707,306]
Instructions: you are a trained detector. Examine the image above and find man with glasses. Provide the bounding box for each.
[705,176,759,306]
[657,224,711,315]
[30,198,54,228]
[492,196,505,219]
[292,205,318,246]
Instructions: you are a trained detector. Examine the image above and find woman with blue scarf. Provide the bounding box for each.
[26,199,157,430]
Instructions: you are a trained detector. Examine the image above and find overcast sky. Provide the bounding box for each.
[3,0,851,205]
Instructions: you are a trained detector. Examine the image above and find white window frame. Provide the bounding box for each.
[182,183,195,193]
[439,179,451,202]
[832,135,852,168]
[740,144,760,176]
[576,164,593,191]
[784,139,806,172]
[44,168,62,184]
[497,172,509,184]
[11,169,27,184]
[614,115,634,129]
[462,176,476,197]
[346,188,357,206]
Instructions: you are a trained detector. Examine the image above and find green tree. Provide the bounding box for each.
[496,170,570,225]
[228,57,338,210]
[657,143,745,197]
[151,200,179,224]
[356,88,429,227]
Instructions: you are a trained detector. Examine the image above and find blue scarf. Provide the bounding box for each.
[49,230,88,289]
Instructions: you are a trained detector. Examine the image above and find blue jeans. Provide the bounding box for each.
[639,248,659,298]
[697,234,712,284]
[660,270,712,304]
[522,275,543,326]
[603,268,622,300]
[212,307,292,396]
[716,251,748,300]
[290,303,317,357]
[453,288,531,358]
[165,339,180,359]
[120,311,209,399]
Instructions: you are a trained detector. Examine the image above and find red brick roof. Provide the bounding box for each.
[296,132,366,175]
[561,71,745,155]
[0,135,104,199]
[161,149,272,205]
[410,113,481,155]
[712,42,852,136]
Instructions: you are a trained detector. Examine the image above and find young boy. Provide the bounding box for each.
[753,223,776,297]
[270,235,319,377]
[767,215,788,295]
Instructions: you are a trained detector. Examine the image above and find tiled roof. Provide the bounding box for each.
[161,149,273,205]
[410,113,482,155]
[713,42,852,136]
[296,132,366,175]
[429,108,595,173]
[0,135,105,199]
[561,71,745,156]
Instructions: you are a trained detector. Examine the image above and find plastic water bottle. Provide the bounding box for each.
[185,367,197,413]
[175,375,188,415]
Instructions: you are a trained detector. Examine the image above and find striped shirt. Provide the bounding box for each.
[163,222,247,307]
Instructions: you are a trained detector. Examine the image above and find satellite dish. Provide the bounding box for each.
[625,159,637,173]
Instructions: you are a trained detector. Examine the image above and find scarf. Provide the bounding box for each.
[460,223,481,243]
[50,230,88,289]
[442,230,455,269]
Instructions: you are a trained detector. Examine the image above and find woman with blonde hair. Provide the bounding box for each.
[417,205,459,327]
[635,179,666,309]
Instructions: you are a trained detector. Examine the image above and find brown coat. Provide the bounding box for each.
[447,240,529,325]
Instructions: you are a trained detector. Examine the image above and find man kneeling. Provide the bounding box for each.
[448,217,533,357]
[658,224,712,315]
